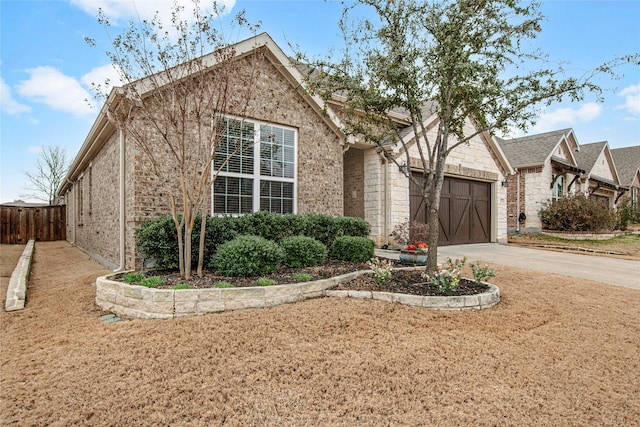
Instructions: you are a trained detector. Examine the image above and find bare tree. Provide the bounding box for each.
[22,145,69,205]
[87,1,263,278]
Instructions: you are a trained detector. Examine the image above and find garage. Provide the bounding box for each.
[410,175,491,245]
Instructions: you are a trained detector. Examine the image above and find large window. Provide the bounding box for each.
[213,118,296,215]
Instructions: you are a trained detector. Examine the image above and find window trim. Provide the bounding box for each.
[211,117,298,215]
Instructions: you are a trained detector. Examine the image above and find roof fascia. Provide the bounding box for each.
[544,130,579,168]
[58,88,121,195]
[602,143,622,185]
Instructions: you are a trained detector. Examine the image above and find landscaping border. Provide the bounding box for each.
[96,267,500,319]
[541,231,618,241]
[5,240,35,312]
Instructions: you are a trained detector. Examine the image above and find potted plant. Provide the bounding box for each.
[399,241,428,265]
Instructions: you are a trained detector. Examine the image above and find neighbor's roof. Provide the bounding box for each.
[574,141,607,173]
[495,128,574,169]
[611,145,640,187]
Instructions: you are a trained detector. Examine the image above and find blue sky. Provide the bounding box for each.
[1,0,639,204]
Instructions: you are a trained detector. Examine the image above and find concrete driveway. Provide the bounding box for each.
[378,244,640,291]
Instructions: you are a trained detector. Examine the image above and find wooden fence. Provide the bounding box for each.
[0,205,66,244]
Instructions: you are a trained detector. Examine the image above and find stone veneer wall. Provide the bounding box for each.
[65,130,124,269]
[364,117,509,245]
[523,163,552,232]
[343,148,365,219]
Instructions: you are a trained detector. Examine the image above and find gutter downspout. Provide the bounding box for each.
[115,128,126,272]
[516,169,521,233]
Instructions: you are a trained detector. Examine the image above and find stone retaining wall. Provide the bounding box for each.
[96,270,367,319]
[326,283,500,310]
[541,231,617,241]
[5,240,35,312]
[96,268,501,319]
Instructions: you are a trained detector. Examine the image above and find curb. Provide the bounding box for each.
[5,240,35,312]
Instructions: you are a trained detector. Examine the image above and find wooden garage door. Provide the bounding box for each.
[410,176,491,245]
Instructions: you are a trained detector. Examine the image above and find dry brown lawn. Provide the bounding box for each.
[1,241,639,426]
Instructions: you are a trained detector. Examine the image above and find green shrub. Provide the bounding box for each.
[256,277,277,286]
[539,194,617,232]
[210,235,284,277]
[304,213,339,248]
[204,215,239,257]
[334,216,371,238]
[293,273,312,282]
[615,198,640,231]
[214,281,234,288]
[280,236,327,268]
[122,273,144,284]
[330,236,375,263]
[136,215,238,270]
[139,276,163,288]
[172,283,191,290]
[135,216,182,270]
[135,213,371,271]
[233,211,287,241]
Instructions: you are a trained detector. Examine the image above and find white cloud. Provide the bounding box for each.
[28,146,43,155]
[617,84,640,116]
[70,0,236,28]
[81,64,124,97]
[16,66,94,117]
[532,102,603,133]
[0,76,32,115]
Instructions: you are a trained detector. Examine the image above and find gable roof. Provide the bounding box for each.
[575,141,621,187]
[574,141,607,173]
[611,145,640,187]
[495,128,579,169]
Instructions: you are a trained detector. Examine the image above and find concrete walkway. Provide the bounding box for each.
[377,243,640,291]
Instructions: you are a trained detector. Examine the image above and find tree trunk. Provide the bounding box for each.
[175,221,186,280]
[184,226,192,280]
[197,210,207,277]
[425,141,448,275]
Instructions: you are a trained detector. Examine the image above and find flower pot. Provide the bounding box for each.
[399,250,427,265]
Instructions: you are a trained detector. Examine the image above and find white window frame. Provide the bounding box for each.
[211,117,298,215]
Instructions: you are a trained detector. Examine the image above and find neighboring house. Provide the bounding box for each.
[497,129,583,233]
[497,129,624,233]
[611,145,640,213]
[573,141,623,207]
[59,33,512,270]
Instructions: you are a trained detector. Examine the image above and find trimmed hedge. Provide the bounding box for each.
[330,236,375,263]
[135,212,370,268]
[210,235,284,277]
[280,236,327,268]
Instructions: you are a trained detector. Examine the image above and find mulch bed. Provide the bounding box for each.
[334,270,489,296]
[131,258,489,296]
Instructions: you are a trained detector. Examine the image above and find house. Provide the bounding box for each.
[342,105,513,247]
[611,145,640,213]
[497,129,624,233]
[59,33,511,270]
[573,141,623,207]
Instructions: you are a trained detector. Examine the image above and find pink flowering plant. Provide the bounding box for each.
[422,257,467,294]
[367,257,394,285]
